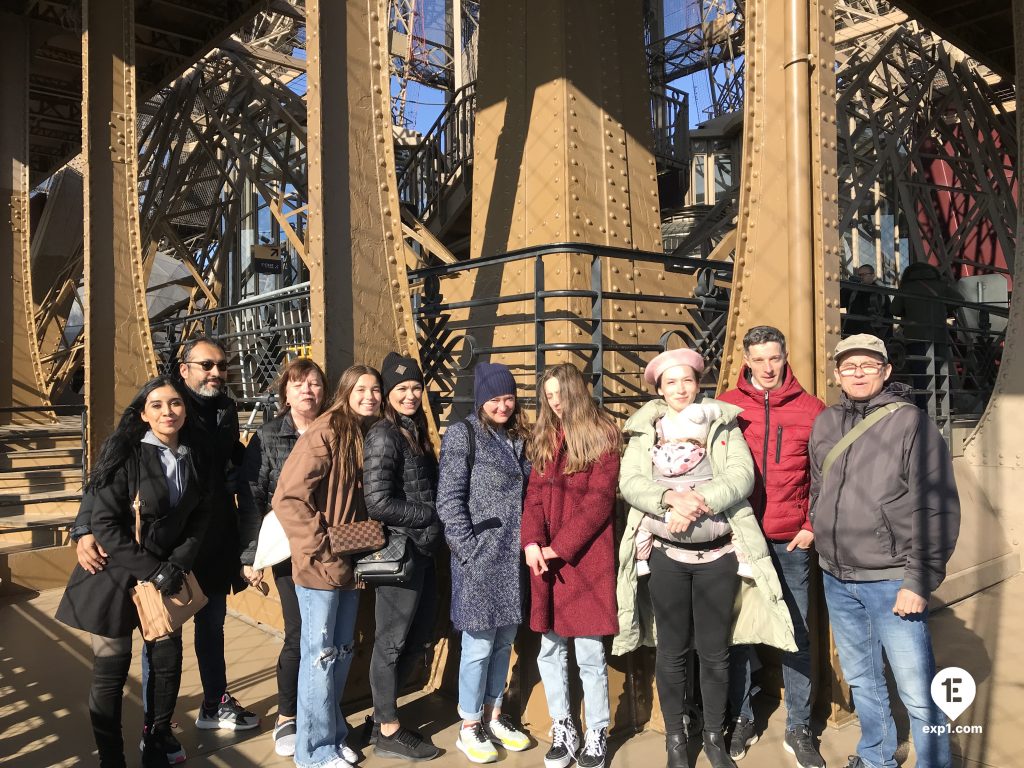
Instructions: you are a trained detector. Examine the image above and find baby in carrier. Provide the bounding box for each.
[636,402,740,575]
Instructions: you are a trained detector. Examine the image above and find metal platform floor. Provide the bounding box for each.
[1,576,1020,767]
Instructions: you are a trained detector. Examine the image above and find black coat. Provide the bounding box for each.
[185,389,257,595]
[242,412,299,573]
[362,416,441,555]
[56,444,208,637]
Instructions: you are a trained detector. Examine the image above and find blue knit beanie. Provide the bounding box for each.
[474,362,516,409]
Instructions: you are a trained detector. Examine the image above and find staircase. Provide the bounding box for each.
[0,408,85,552]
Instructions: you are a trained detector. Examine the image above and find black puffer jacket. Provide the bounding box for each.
[242,412,300,570]
[362,415,442,555]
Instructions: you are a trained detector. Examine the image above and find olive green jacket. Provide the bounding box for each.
[612,396,797,656]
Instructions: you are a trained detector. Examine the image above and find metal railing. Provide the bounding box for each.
[150,282,312,406]
[397,82,477,224]
[408,242,734,424]
[838,278,1007,435]
[650,84,689,169]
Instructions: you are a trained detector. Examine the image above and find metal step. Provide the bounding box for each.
[0,447,83,470]
[0,468,83,495]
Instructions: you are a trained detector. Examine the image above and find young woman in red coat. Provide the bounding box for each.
[522,363,621,768]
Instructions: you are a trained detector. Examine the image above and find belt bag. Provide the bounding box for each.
[652,531,732,552]
[354,531,413,585]
[328,518,386,556]
[129,491,207,641]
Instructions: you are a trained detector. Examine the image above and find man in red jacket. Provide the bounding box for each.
[719,326,825,768]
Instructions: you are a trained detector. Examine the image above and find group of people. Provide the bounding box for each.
[57,326,961,768]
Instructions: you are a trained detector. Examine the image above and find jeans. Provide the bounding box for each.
[141,592,228,713]
[648,547,739,734]
[276,571,302,718]
[458,624,519,720]
[370,554,438,723]
[823,573,951,768]
[295,585,360,768]
[729,542,812,729]
[536,632,610,732]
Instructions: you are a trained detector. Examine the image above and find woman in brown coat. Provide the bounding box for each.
[273,365,383,768]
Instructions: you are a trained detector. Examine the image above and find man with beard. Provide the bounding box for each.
[175,337,261,733]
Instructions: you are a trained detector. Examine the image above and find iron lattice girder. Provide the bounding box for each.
[836,25,1017,276]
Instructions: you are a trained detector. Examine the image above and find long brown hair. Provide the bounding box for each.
[325,365,382,486]
[527,363,621,474]
[276,357,329,414]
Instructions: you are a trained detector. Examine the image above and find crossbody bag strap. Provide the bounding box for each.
[822,402,909,483]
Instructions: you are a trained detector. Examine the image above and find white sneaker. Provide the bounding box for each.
[457,723,499,763]
[341,743,360,763]
[274,720,297,757]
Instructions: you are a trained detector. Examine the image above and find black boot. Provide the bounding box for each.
[702,731,737,768]
[666,732,689,768]
[141,636,184,768]
[89,652,131,768]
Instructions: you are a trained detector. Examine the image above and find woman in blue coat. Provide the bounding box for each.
[436,362,533,764]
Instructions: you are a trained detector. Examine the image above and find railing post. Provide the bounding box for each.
[535,255,545,383]
[592,252,605,404]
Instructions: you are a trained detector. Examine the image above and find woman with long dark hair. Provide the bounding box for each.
[273,364,383,768]
[436,362,533,763]
[363,352,443,761]
[56,376,209,767]
[243,357,330,757]
[521,363,621,768]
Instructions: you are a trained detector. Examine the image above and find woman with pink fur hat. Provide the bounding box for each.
[611,348,795,768]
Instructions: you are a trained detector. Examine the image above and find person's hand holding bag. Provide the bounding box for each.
[148,562,185,595]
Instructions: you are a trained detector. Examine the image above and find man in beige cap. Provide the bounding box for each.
[808,333,960,768]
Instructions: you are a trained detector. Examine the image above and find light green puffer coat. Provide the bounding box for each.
[612,396,797,656]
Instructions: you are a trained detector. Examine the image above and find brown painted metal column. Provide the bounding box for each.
[306,0,424,384]
[0,14,49,424]
[717,0,841,397]
[82,0,157,460]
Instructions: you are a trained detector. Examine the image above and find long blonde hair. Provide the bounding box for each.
[527,363,621,474]
[326,365,382,487]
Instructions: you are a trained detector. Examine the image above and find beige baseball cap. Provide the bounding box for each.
[834,333,888,363]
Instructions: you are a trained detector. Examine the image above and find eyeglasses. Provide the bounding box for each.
[838,363,884,377]
[184,360,228,372]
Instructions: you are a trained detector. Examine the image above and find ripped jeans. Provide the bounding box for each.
[295,585,361,768]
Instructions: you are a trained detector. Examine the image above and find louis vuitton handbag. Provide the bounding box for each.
[327,518,386,556]
[353,531,413,585]
[129,491,208,641]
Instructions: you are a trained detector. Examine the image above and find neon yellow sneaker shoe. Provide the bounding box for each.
[487,714,532,752]
[457,723,499,763]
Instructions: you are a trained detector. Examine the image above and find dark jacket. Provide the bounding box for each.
[56,443,208,637]
[841,280,893,337]
[272,412,365,591]
[808,382,961,599]
[185,388,257,595]
[521,445,620,638]
[243,412,300,572]
[436,416,530,632]
[362,416,441,555]
[719,365,826,540]
[891,262,961,345]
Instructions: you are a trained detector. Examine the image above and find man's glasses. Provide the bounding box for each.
[838,363,883,377]
[184,360,228,372]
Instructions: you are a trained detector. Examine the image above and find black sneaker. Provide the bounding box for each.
[544,717,580,768]
[141,727,186,767]
[364,715,380,746]
[844,757,865,768]
[729,718,757,760]
[576,727,607,768]
[195,693,259,731]
[375,725,441,761]
[784,726,825,768]
[138,724,187,765]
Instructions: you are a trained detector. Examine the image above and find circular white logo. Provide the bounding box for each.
[930,667,976,722]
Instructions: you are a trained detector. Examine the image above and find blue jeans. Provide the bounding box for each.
[729,542,812,729]
[458,624,519,720]
[141,592,229,715]
[295,586,360,768]
[823,574,951,768]
[536,632,610,732]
